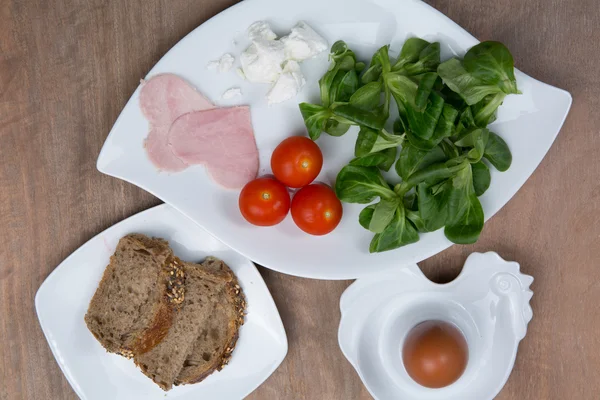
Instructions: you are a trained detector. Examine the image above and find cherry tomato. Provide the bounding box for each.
[239,177,290,226]
[271,136,323,188]
[291,184,343,235]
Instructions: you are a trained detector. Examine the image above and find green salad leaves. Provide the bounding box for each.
[299,39,519,253]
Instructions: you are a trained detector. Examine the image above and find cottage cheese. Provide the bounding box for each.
[281,21,329,61]
[240,38,285,83]
[247,21,277,41]
[207,53,235,73]
[222,87,243,99]
[239,21,327,104]
[267,61,306,105]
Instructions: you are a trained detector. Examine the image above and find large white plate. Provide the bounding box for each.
[97,0,572,279]
[35,204,287,400]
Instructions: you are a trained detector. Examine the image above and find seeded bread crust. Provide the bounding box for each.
[134,259,231,390]
[175,257,246,386]
[131,256,184,355]
[84,234,183,356]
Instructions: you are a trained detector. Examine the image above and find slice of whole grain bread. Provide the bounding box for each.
[175,257,246,385]
[133,257,246,390]
[84,234,183,355]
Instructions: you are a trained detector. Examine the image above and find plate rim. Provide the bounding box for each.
[35,203,288,400]
[96,0,572,280]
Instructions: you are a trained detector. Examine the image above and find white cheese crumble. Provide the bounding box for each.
[267,61,306,105]
[239,20,328,105]
[240,38,285,83]
[222,87,242,99]
[207,53,235,73]
[281,21,329,61]
[247,21,277,41]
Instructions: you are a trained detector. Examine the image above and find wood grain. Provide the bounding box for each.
[0,0,598,399]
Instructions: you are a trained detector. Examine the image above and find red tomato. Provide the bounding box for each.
[291,184,343,235]
[271,136,323,188]
[239,177,290,226]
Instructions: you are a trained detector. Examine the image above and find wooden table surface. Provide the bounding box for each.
[1,0,599,399]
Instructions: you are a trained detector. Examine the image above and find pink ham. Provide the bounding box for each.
[140,74,214,172]
[168,107,259,189]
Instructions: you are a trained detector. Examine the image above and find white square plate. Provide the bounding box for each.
[97,0,572,279]
[35,204,287,400]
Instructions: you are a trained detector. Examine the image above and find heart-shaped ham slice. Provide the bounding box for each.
[140,74,215,172]
[168,107,259,189]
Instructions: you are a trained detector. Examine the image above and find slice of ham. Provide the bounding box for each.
[140,74,214,172]
[168,107,259,189]
[144,126,188,172]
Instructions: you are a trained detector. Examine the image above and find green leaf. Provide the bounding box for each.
[439,139,460,159]
[320,41,361,107]
[454,128,490,163]
[471,161,491,196]
[350,153,388,167]
[359,205,376,230]
[393,40,441,76]
[463,41,519,95]
[299,103,330,140]
[350,147,396,171]
[369,198,399,233]
[355,127,378,157]
[394,117,407,135]
[454,107,475,137]
[414,72,439,111]
[444,193,484,244]
[352,147,397,171]
[335,69,359,103]
[431,103,459,145]
[386,74,418,106]
[438,58,504,105]
[349,81,383,111]
[406,209,428,232]
[362,64,383,84]
[401,42,441,76]
[335,165,396,204]
[404,191,418,211]
[320,69,339,107]
[355,127,404,157]
[324,68,358,107]
[471,92,505,127]
[369,205,420,253]
[396,143,447,181]
[361,45,391,84]
[394,38,431,70]
[484,132,512,171]
[440,84,469,110]
[404,94,458,150]
[330,41,357,67]
[332,104,386,130]
[324,119,351,137]
[444,164,484,244]
[405,157,469,187]
[406,92,445,141]
[417,180,452,231]
[374,129,405,152]
[377,147,397,172]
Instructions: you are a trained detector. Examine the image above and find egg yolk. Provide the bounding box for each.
[402,320,468,389]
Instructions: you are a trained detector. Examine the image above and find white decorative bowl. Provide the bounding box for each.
[338,252,534,400]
